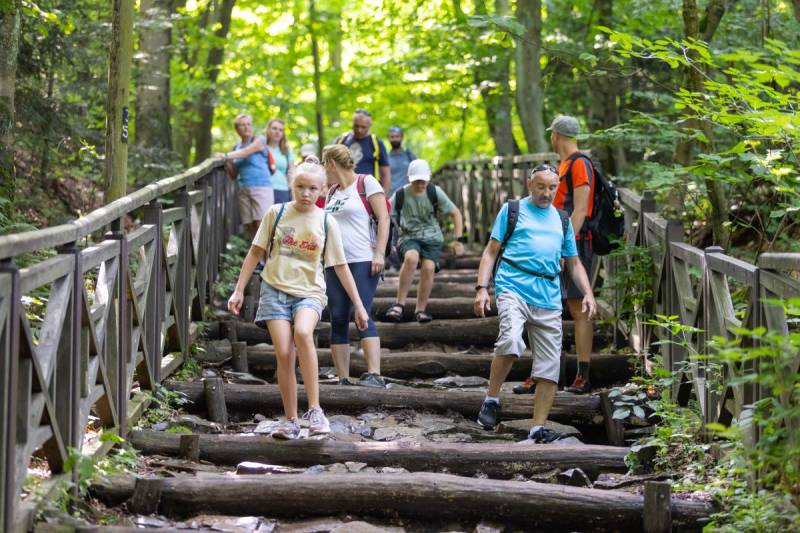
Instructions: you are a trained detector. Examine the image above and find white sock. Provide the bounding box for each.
[485,396,500,404]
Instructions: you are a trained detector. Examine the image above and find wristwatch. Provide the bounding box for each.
[457,236,468,243]
[475,284,488,291]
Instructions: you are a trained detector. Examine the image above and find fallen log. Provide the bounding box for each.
[130,429,627,479]
[383,269,477,284]
[368,297,496,320]
[165,382,603,426]
[374,282,481,299]
[90,472,711,532]
[201,340,633,385]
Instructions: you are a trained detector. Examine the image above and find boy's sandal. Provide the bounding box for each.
[414,310,433,323]
[384,303,404,322]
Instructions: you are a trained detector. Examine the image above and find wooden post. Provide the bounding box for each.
[599,391,625,447]
[222,320,238,343]
[643,481,672,533]
[231,342,248,374]
[103,0,135,202]
[0,260,20,533]
[203,377,228,425]
[179,434,200,462]
[126,477,164,515]
[143,200,164,384]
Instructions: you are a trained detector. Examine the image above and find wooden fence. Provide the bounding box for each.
[0,159,235,531]
[435,154,800,437]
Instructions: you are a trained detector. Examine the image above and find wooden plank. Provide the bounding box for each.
[705,251,758,285]
[90,472,712,531]
[757,252,800,272]
[644,481,672,533]
[130,430,628,479]
[18,255,73,295]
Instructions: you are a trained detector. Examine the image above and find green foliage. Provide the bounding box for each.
[602,240,654,343]
[215,235,250,300]
[172,351,203,382]
[165,424,193,434]
[138,385,192,427]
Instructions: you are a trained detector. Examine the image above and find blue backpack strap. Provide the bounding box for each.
[267,203,286,258]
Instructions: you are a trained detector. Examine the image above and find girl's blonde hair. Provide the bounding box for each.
[321,144,355,169]
[291,155,325,183]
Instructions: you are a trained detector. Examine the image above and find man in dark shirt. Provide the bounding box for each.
[387,126,417,195]
[337,109,391,193]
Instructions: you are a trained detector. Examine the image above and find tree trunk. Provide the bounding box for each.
[474,0,520,156]
[309,0,325,154]
[90,472,713,531]
[166,381,603,426]
[201,339,634,384]
[0,1,20,222]
[192,0,236,164]
[794,0,800,22]
[135,0,173,151]
[130,430,628,479]
[586,0,627,175]
[674,0,730,248]
[514,0,548,153]
[104,0,136,202]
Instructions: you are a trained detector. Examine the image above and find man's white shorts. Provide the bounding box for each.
[494,291,562,384]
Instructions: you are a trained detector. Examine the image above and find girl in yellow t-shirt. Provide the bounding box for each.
[228,157,369,440]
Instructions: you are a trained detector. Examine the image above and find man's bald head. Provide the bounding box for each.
[527,166,560,208]
[352,109,372,139]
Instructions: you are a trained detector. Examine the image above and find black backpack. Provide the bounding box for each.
[492,199,570,280]
[564,153,624,256]
[393,183,439,226]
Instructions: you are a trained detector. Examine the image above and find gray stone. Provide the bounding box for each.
[372,428,400,441]
[331,522,396,533]
[151,421,169,431]
[235,461,304,475]
[379,467,408,474]
[557,468,592,487]
[497,419,582,440]
[433,375,489,388]
[345,461,368,473]
[325,463,349,474]
[253,419,283,435]
[225,371,268,385]
[171,414,222,434]
[474,519,505,533]
[254,414,267,422]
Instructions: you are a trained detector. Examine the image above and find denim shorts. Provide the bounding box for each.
[254,282,323,327]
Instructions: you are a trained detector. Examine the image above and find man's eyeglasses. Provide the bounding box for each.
[531,163,557,176]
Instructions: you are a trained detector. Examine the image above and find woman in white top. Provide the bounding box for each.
[321,144,390,387]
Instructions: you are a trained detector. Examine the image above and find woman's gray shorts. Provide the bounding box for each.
[494,291,562,384]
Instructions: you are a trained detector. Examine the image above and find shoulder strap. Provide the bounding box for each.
[356,174,373,217]
[426,183,439,216]
[326,183,340,204]
[394,187,405,224]
[493,199,520,279]
[371,134,380,179]
[267,204,287,258]
[556,208,570,237]
[266,147,276,174]
[321,212,329,264]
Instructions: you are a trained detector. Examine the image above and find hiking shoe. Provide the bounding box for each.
[303,406,331,435]
[565,375,592,394]
[528,426,564,443]
[356,372,386,388]
[476,399,501,430]
[512,377,536,395]
[337,377,354,386]
[271,418,300,440]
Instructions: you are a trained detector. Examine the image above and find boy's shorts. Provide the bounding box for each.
[254,282,323,328]
[494,291,562,384]
[398,239,443,268]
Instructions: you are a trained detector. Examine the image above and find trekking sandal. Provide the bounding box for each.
[384,303,404,322]
[414,310,433,323]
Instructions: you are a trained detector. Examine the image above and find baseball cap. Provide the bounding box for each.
[388,126,403,134]
[546,115,580,137]
[407,159,432,182]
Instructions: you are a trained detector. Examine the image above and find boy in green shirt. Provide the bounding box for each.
[384,160,465,323]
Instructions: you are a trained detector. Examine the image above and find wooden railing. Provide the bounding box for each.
[0,159,235,531]
[435,155,800,439]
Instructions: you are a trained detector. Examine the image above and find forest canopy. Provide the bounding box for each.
[1,0,799,255]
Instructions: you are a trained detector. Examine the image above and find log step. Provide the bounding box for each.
[130,429,627,479]
[375,281,479,299]
[201,340,634,385]
[90,472,711,531]
[165,382,603,427]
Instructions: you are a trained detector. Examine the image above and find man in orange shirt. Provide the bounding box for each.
[549,115,595,394]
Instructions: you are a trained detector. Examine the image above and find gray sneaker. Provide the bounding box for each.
[356,372,386,388]
[271,418,300,440]
[303,406,331,435]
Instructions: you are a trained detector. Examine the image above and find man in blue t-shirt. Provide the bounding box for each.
[387,126,417,195]
[336,109,391,193]
[472,164,597,443]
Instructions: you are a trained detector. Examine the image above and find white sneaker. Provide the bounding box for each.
[303,406,331,435]
[271,418,300,440]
